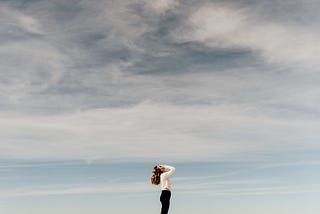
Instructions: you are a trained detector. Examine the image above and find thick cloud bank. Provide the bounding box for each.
[0,0,319,161]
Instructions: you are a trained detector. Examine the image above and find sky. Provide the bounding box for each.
[0,0,320,213]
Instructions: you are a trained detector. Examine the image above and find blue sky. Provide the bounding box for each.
[0,0,320,213]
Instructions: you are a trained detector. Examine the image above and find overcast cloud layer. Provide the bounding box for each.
[0,0,319,161]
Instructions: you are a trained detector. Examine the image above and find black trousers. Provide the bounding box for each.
[160,190,171,214]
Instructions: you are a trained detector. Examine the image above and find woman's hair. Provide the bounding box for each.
[151,166,162,185]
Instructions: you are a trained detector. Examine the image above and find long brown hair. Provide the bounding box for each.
[150,166,162,185]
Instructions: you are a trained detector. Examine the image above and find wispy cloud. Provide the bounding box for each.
[1,102,319,161]
[3,177,318,197]
[257,160,320,169]
[1,182,151,197]
[180,186,320,196]
[171,1,320,68]
[174,173,320,196]
[145,0,180,14]
[0,161,83,169]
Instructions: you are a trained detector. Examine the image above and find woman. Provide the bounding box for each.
[151,164,176,214]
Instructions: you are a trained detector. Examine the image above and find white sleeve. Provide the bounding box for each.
[162,165,175,178]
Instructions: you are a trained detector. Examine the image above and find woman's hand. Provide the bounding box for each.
[158,164,165,172]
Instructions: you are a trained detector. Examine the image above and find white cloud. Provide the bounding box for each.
[179,185,320,196]
[145,0,179,14]
[3,176,318,197]
[0,1,319,164]
[188,5,245,38]
[0,5,43,35]
[0,40,70,106]
[257,160,320,169]
[171,3,320,68]
[1,181,151,197]
[0,4,72,107]
[16,14,44,35]
[0,102,318,161]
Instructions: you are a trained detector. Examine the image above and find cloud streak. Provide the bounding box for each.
[2,177,318,197]
[1,182,150,197]
[0,102,319,161]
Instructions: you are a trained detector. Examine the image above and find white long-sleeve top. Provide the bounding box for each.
[160,165,175,191]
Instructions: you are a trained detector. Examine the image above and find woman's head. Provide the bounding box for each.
[150,165,165,185]
[157,164,165,173]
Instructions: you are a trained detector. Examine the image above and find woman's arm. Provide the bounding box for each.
[162,165,175,177]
